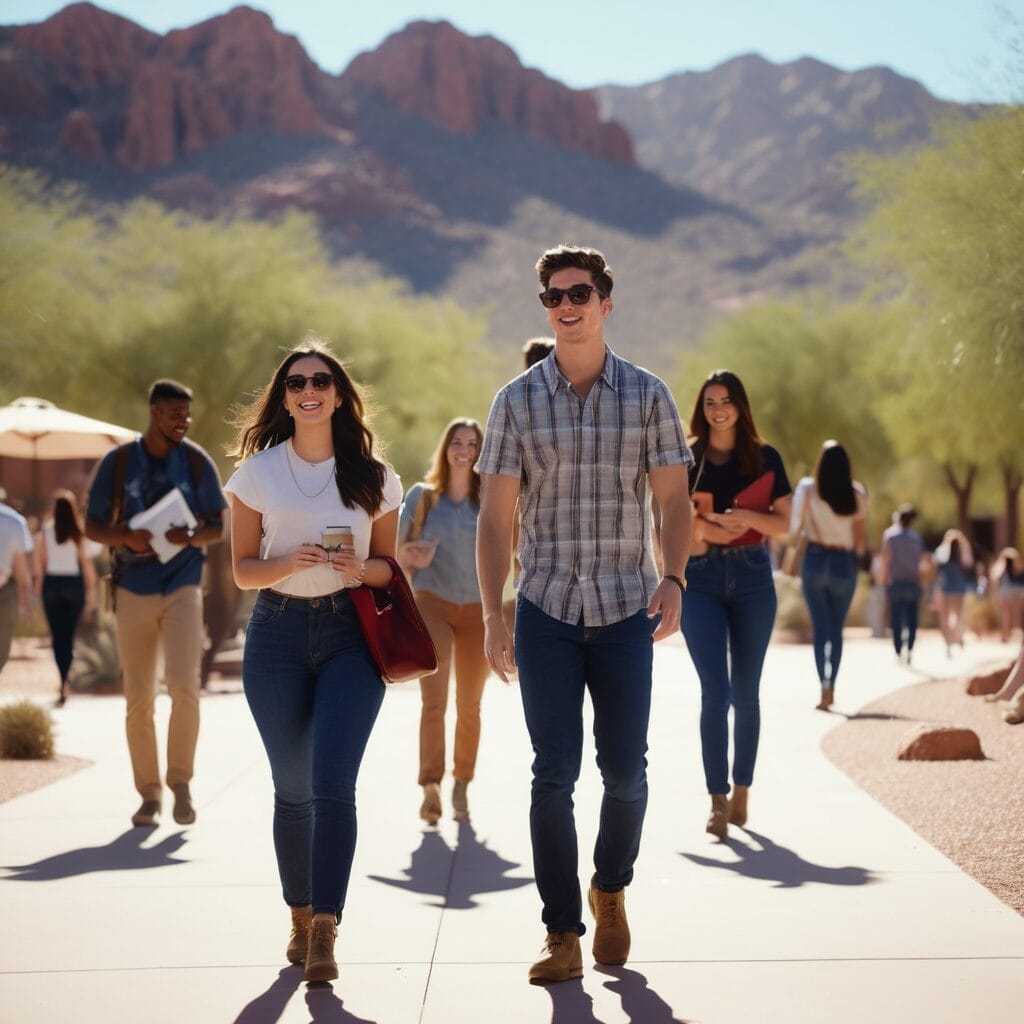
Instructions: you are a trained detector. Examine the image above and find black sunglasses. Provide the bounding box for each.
[538,283,604,308]
[284,372,336,393]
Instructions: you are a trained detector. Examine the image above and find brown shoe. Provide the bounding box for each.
[706,794,728,838]
[420,783,441,826]
[131,799,161,827]
[452,779,469,821]
[171,783,196,825]
[286,905,312,965]
[728,785,749,827]
[528,930,583,984]
[816,686,834,711]
[304,913,338,982]
[587,879,630,965]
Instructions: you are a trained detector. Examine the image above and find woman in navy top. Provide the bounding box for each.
[681,370,792,839]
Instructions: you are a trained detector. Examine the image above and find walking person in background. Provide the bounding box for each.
[682,370,792,838]
[477,244,692,983]
[880,503,926,665]
[0,488,33,675]
[932,528,974,655]
[790,441,867,711]
[34,489,97,706]
[397,418,489,826]
[85,380,226,829]
[224,336,403,984]
[992,547,1024,643]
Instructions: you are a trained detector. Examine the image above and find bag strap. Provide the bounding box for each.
[408,486,439,542]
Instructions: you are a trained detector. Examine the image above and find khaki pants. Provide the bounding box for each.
[415,591,489,785]
[115,585,203,799]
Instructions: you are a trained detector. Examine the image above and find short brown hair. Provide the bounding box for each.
[522,337,555,368]
[535,244,613,297]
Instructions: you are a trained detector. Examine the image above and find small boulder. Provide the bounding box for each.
[897,725,985,761]
[965,663,1014,696]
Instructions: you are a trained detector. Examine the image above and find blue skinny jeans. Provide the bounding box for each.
[888,581,922,656]
[800,544,858,689]
[515,597,656,936]
[681,545,777,795]
[242,589,385,921]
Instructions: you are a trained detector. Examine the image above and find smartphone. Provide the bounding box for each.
[322,525,354,552]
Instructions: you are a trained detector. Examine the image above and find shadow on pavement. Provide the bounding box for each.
[2,828,189,881]
[232,967,379,1024]
[368,821,532,909]
[680,829,877,888]
[595,965,695,1023]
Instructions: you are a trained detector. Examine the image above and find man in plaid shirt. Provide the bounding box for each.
[476,244,692,984]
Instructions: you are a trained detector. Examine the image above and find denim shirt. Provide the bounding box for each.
[398,483,481,605]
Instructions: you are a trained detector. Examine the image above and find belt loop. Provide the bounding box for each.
[280,593,289,610]
[330,592,337,614]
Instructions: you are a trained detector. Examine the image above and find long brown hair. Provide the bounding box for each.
[52,489,82,545]
[688,369,765,479]
[814,440,857,516]
[423,418,483,506]
[228,334,388,515]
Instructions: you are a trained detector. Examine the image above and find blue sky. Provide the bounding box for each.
[2,0,1019,103]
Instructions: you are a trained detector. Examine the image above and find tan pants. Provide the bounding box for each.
[415,591,489,785]
[115,585,203,799]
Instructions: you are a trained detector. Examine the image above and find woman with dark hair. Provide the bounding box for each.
[397,418,489,825]
[991,547,1024,643]
[932,528,974,654]
[34,489,97,706]
[881,503,926,664]
[790,441,867,710]
[681,370,792,838]
[224,335,403,984]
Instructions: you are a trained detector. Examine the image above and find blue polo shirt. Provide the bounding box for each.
[87,438,226,596]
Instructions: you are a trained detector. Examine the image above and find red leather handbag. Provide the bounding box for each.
[350,556,438,683]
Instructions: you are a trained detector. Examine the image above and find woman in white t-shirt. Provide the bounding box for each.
[34,489,97,706]
[224,336,402,985]
[789,441,867,711]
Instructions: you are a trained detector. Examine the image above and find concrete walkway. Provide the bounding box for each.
[1,630,1022,1023]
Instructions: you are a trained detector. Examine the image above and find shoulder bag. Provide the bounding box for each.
[782,489,818,577]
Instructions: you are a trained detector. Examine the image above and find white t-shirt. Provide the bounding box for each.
[790,477,867,550]
[224,440,403,597]
[42,522,81,576]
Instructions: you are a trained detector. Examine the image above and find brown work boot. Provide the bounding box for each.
[816,686,834,711]
[452,778,469,821]
[131,799,161,827]
[588,879,630,965]
[420,783,441,826]
[706,794,728,838]
[304,913,338,983]
[527,930,583,984]
[171,783,196,825]
[728,785,749,827]
[286,905,313,965]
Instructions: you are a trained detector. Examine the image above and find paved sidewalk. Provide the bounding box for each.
[1,631,1022,1023]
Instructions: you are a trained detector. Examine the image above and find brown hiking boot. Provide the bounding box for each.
[588,880,630,965]
[171,783,196,825]
[420,783,441,826]
[286,905,313,965]
[728,785,749,827]
[528,930,583,984]
[131,799,161,827]
[706,794,728,838]
[452,778,469,821]
[304,913,338,982]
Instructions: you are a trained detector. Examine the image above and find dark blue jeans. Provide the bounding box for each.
[681,545,777,795]
[800,545,858,689]
[42,574,85,682]
[515,597,655,936]
[888,581,922,656]
[243,589,385,920]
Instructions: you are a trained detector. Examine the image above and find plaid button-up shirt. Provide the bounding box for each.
[477,347,692,626]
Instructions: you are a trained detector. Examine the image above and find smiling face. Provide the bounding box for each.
[544,266,612,346]
[282,355,341,428]
[150,398,191,447]
[446,425,480,472]
[702,383,739,436]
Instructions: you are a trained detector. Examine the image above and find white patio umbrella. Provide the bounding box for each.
[0,397,136,460]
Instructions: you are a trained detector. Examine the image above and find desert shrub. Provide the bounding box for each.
[774,574,812,642]
[69,610,122,694]
[0,700,55,759]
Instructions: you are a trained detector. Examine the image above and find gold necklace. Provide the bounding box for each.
[285,441,335,499]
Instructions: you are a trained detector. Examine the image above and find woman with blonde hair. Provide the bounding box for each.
[224,335,403,984]
[34,489,97,706]
[398,418,489,826]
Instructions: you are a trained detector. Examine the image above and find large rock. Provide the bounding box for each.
[897,726,985,761]
[964,662,1014,696]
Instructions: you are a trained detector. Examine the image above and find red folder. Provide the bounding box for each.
[728,470,775,546]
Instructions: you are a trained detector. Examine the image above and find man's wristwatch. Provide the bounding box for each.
[186,526,198,540]
[664,573,687,595]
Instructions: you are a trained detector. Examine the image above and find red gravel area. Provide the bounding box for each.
[822,674,1024,917]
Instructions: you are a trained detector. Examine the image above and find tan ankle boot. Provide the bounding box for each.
[304,913,338,982]
[420,783,441,825]
[286,905,312,965]
[706,794,728,838]
[816,686,834,710]
[528,930,583,983]
[452,778,469,821]
[587,879,630,965]
[728,785,749,827]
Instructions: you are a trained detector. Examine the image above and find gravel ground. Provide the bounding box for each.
[822,670,1024,917]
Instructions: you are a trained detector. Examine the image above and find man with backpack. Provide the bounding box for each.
[86,380,226,828]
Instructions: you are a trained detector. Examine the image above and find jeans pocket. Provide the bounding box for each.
[741,545,771,570]
[249,593,285,626]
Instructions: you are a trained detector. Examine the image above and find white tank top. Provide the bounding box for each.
[43,522,81,577]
